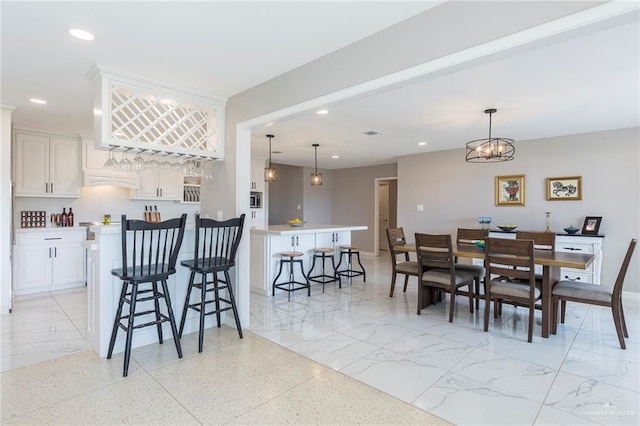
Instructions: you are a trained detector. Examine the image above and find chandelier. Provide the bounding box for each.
[310,143,322,186]
[264,134,277,182]
[465,108,515,162]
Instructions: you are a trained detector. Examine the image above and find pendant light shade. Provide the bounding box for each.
[264,134,277,182]
[310,143,322,186]
[465,108,515,162]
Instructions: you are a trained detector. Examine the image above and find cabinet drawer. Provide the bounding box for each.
[556,243,593,254]
[16,230,84,245]
[560,269,593,284]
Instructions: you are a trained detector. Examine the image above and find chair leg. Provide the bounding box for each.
[403,274,409,293]
[298,260,310,297]
[199,272,207,352]
[494,298,499,319]
[331,254,341,288]
[223,269,243,339]
[474,277,480,310]
[356,251,366,282]
[389,270,397,297]
[122,283,138,377]
[483,292,490,332]
[468,284,474,314]
[552,296,559,335]
[560,300,566,323]
[272,259,285,296]
[449,288,455,323]
[417,284,423,315]
[160,279,182,358]
[108,280,129,359]
[179,271,196,338]
[527,304,534,343]
[152,281,163,344]
[213,272,222,328]
[620,299,629,338]
[611,300,627,349]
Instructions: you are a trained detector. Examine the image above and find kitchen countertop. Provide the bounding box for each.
[250,224,368,236]
[15,226,85,233]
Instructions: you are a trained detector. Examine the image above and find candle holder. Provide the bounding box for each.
[545,211,552,233]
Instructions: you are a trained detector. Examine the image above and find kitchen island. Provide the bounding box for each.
[250,224,368,295]
[85,222,249,357]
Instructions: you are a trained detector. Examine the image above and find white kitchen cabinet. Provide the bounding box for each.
[249,208,265,229]
[130,167,182,200]
[269,233,315,291]
[82,139,139,189]
[314,231,351,263]
[13,229,85,295]
[250,158,265,192]
[14,131,81,198]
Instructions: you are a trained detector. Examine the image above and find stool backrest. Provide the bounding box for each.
[193,214,245,269]
[120,214,187,279]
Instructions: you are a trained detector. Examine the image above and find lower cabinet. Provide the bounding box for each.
[13,229,85,295]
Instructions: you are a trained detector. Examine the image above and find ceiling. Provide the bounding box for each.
[2,1,639,170]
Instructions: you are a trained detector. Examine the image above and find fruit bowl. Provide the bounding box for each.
[288,219,305,227]
[474,240,485,250]
[563,226,579,235]
[497,225,517,232]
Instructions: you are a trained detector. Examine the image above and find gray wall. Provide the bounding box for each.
[303,166,332,224]
[398,127,639,293]
[268,163,304,225]
[332,163,398,251]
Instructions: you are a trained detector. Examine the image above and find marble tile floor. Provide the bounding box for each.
[2,254,639,425]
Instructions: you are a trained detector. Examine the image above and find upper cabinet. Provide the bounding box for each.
[14,131,81,198]
[130,166,182,201]
[82,138,139,189]
[251,158,265,192]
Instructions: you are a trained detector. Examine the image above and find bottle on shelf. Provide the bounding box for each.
[61,208,68,227]
[68,207,74,227]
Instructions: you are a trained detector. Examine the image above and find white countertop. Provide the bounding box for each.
[90,223,196,235]
[15,226,85,233]
[250,224,367,236]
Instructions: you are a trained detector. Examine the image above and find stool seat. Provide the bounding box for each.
[280,251,304,258]
[313,248,334,254]
[339,245,359,250]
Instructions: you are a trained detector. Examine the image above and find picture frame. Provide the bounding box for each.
[546,176,582,201]
[581,216,602,235]
[495,174,525,206]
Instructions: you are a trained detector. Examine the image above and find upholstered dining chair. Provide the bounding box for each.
[386,228,419,297]
[553,239,636,349]
[415,233,474,322]
[456,228,488,309]
[484,237,538,342]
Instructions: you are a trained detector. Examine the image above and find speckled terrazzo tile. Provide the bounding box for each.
[2,372,199,425]
[226,368,451,425]
[0,350,141,421]
[148,334,327,424]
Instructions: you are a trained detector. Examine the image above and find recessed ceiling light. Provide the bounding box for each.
[316,109,328,115]
[332,155,339,159]
[30,98,47,105]
[418,141,427,146]
[69,28,95,41]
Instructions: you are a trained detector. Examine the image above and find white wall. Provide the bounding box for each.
[1,107,14,313]
[398,127,640,293]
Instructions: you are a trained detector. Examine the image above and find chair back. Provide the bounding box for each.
[457,228,488,244]
[612,239,637,299]
[415,233,454,270]
[485,237,535,284]
[516,231,555,251]
[386,228,410,264]
[193,214,246,270]
[120,214,187,280]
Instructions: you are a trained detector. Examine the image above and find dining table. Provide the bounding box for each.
[394,242,595,338]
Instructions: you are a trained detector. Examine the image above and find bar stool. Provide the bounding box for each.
[336,245,366,283]
[108,214,187,377]
[272,252,310,300]
[307,248,341,292]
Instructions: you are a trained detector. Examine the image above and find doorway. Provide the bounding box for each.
[375,177,397,253]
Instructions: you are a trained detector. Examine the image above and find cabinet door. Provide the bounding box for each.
[52,244,85,285]
[158,168,182,200]
[83,140,109,170]
[269,233,315,286]
[251,159,265,192]
[250,208,265,229]
[15,245,53,293]
[49,137,81,197]
[132,168,159,199]
[14,133,49,196]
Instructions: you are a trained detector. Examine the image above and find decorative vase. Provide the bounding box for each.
[545,211,552,233]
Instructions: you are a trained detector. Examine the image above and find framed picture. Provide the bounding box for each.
[495,174,525,206]
[581,216,602,235]
[546,176,582,201]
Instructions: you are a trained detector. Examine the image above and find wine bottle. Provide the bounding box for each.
[61,208,68,227]
[68,207,74,227]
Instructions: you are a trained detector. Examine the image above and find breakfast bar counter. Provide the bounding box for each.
[250,224,367,295]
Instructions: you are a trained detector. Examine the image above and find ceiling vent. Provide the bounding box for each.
[363,130,381,136]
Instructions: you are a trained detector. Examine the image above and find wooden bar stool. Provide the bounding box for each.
[335,245,366,283]
[307,248,341,292]
[272,252,310,300]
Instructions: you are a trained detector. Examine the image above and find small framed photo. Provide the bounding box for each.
[495,174,525,206]
[546,176,582,201]
[581,216,602,235]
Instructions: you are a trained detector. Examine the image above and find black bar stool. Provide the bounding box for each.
[335,245,366,283]
[272,252,310,300]
[307,248,340,292]
[179,214,245,353]
[108,214,187,377]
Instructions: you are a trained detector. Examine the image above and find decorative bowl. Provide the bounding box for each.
[497,225,517,232]
[563,226,579,235]
[474,240,485,249]
[288,220,305,227]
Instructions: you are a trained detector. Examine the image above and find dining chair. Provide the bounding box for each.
[484,237,538,342]
[179,214,245,352]
[552,238,636,349]
[415,233,474,322]
[516,231,555,282]
[108,214,187,376]
[386,228,419,297]
[456,228,488,308]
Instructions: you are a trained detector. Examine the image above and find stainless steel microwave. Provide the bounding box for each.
[250,192,261,208]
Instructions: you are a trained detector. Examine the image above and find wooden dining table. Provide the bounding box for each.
[394,242,595,338]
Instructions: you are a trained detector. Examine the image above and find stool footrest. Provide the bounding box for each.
[309,274,340,284]
[274,281,310,292]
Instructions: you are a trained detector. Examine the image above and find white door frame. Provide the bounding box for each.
[373,176,397,255]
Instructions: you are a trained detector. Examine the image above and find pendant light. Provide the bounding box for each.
[310,143,322,186]
[264,134,277,182]
[465,108,515,162]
